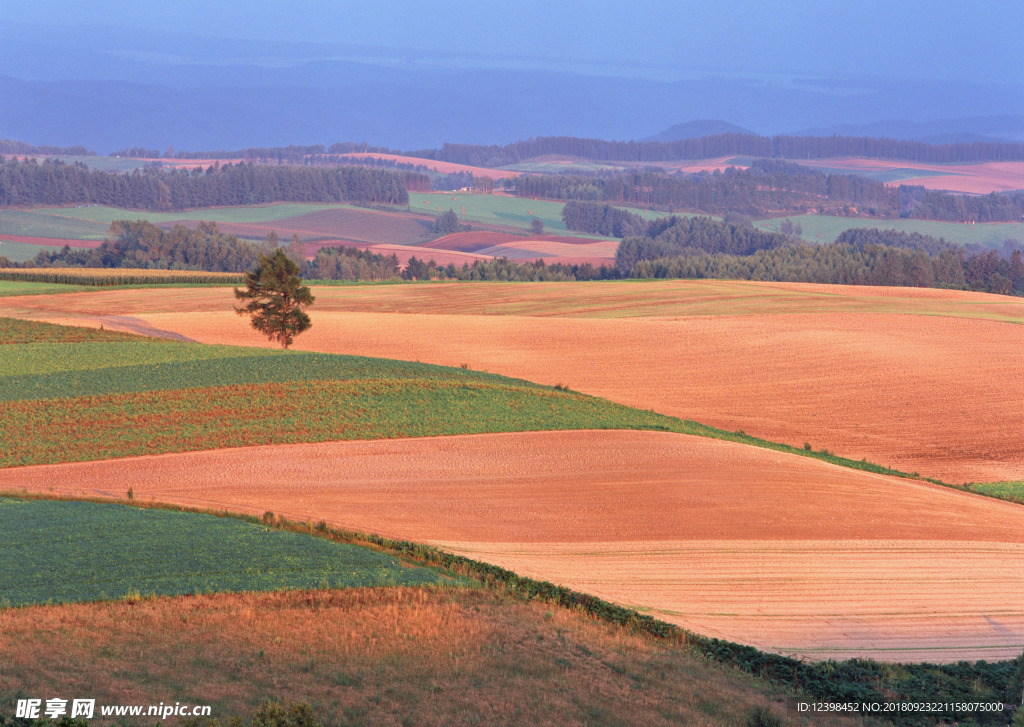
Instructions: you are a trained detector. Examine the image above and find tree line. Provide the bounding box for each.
[97,131,1024,169]
[413,134,1024,166]
[0,139,95,156]
[521,167,903,219]
[0,158,411,210]
[22,220,269,272]
[561,201,649,237]
[526,166,1024,222]
[614,217,1024,296]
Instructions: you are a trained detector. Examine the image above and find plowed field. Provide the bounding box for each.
[3,280,1022,483]
[4,430,1022,661]
[802,158,1024,194]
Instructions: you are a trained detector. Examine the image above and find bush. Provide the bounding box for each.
[747,706,784,727]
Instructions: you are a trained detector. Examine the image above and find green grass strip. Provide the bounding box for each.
[0,379,679,467]
[0,497,460,608]
[0,317,142,344]
[970,480,1024,505]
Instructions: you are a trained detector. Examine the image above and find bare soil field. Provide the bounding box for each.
[0,234,102,248]
[3,280,1022,483]
[474,239,618,263]
[422,231,606,254]
[167,207,433,246]
[362,243,492,267]
[338,153,520,181]
[797,158,1024,194]
[3,430,1022,661]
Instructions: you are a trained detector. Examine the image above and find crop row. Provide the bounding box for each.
[0,268,242,286]
[0,379,678,467]
[0,343,519,401]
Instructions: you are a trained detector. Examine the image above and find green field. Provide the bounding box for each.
[0,240,68,263]
[0,279,95,295]
[43,155,156,173]
[0,208,109,240]
[410,192,572,232]
[409,192,671,235]
[0,498,456,607]
[758,214,1024,248]
[30,202,369,226]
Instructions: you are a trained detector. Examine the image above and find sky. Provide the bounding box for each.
[6,0,1023,84]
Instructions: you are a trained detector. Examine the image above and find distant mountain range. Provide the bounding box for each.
[1,20,1022,154]
[645,116,1024,145]
[791,116,1024,144]
[642,120,756,142]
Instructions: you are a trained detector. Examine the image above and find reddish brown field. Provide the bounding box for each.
[0,234,102,248]
[166,207,432,247]
[4,430,1023,661]
[476,239,618,263]
[338,153,520,181]
[423,231,522,252]
[422,231,606,253]
[3,280,1022,483]
[797,158,1024,194]
[363,243,491,267]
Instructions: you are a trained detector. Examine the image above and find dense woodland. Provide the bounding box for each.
[624,242,1024,296]
[530,165,1024,222]
[561,201,649,237]
[305,245,402,281]
[0,158,412,210]
[23,220,268,272]
[614,217,1024,295]
[524,164,904,218]
[615,215,791,270]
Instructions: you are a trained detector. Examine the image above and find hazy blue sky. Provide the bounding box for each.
[6,0,1022,83]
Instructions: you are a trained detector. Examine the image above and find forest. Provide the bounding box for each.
[533,163,1024,222]
[0,158,414,210]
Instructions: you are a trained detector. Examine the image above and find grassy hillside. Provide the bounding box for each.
[0,498,458,607]
[0,585,857,727]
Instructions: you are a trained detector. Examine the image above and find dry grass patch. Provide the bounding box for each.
[0,588,860,727]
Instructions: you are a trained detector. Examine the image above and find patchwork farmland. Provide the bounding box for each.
[3,279,1023,674]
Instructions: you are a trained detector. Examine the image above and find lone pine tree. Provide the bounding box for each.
[234,248,314,349]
